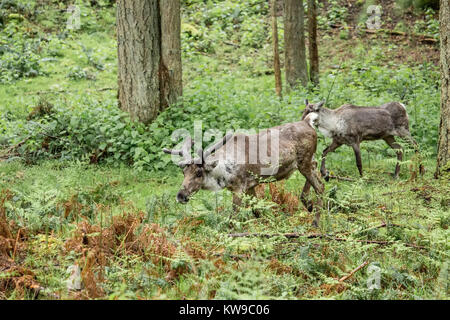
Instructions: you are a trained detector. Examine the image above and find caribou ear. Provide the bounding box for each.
[314,101,325,111]
[305,99,309,106]
[204,159,219,172]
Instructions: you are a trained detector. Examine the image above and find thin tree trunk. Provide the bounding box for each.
[307,0,319,86]
[160,0,182,109]
[271,0,282,99]
[117,0,182,124]
[436,0,450,177]
[284,0,308,89]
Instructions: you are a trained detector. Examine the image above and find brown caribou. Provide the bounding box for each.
[301,100,422,180]
[163,116,325,226]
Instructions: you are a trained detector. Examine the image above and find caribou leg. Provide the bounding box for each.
[383,136,403,178]
[351,142,363,177]
[232,187,260,218]
[299,161,324,227]
[300,181,313,212]
[232,193,242,213]
[245,187,260,218]
[397,129,425,176]
[320,139,342,181]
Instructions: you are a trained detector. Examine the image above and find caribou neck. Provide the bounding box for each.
[316,107,339,137]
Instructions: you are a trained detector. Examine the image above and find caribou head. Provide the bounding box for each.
[163,134,233,204]
[301,99,325,121]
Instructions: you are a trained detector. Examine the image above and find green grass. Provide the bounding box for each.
[0,157,448,299]
[0,0,448,300]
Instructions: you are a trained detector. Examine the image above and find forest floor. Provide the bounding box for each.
[0,0,448,300]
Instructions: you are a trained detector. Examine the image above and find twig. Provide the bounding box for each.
[326,174,355,182]
[223,41,240,48]
[228,232,304,239]
[12,228,24,260]
[339,261,369,282]
[0,136,31,158]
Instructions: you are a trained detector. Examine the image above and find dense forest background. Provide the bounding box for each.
[0,0,448,300]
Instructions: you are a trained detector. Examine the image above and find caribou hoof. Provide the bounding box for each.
[419,164,425,176]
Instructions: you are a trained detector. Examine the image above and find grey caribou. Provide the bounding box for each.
[302,100,422,180]
[163,117,325,226]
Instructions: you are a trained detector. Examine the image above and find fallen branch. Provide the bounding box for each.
[339,261,369,282]
[228,232,306,239]
[25,87,116,96]
[352,222,404,235]
[223,41,240,48]
[328,24,438,44]
[0,136,31,158]
[364,28,437,43]
[326,174,355,182]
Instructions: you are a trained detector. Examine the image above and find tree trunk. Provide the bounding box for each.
[117,0,182,124]
[160,0,182,109]
[284,0,308,89]
[436,0,450,177]
[271,0,283,99]
[307,0,319,86]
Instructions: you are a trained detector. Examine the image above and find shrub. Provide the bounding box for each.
[396,0,439,10]
[0,38,43,83]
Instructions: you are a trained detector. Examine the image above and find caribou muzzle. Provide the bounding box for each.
[176,190,189,204]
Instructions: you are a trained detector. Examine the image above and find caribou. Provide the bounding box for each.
[302,100,422,180]
[163,116,325,226]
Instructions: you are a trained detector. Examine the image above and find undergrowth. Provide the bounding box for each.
[0,0,447,300]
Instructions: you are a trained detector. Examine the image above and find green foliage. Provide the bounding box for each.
[0,0,447,301]
[318,0,348,29]
[0,37,44,83]
[181,0,269,55]
[0,46,440,171]
[413,8,440,38]
[396,0,440,10]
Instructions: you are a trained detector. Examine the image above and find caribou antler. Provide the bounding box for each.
[163,134,233,167]
[196,133,233,163]
[163,136,194,167]
[163,136,193,156]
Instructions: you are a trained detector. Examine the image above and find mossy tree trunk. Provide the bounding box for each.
[117,0,182,124]
[436,0,450,177]
[307,0,319,86]
[284,0,308,89]
[271,0,283,99]
[160,0,182,110]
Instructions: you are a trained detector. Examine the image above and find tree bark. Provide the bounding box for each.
[160,0,182,109]
[271,0,283,99]
[436,0,450,177]
[284,0,308,89]
[307,0,319,86]
[117,0,182,124]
